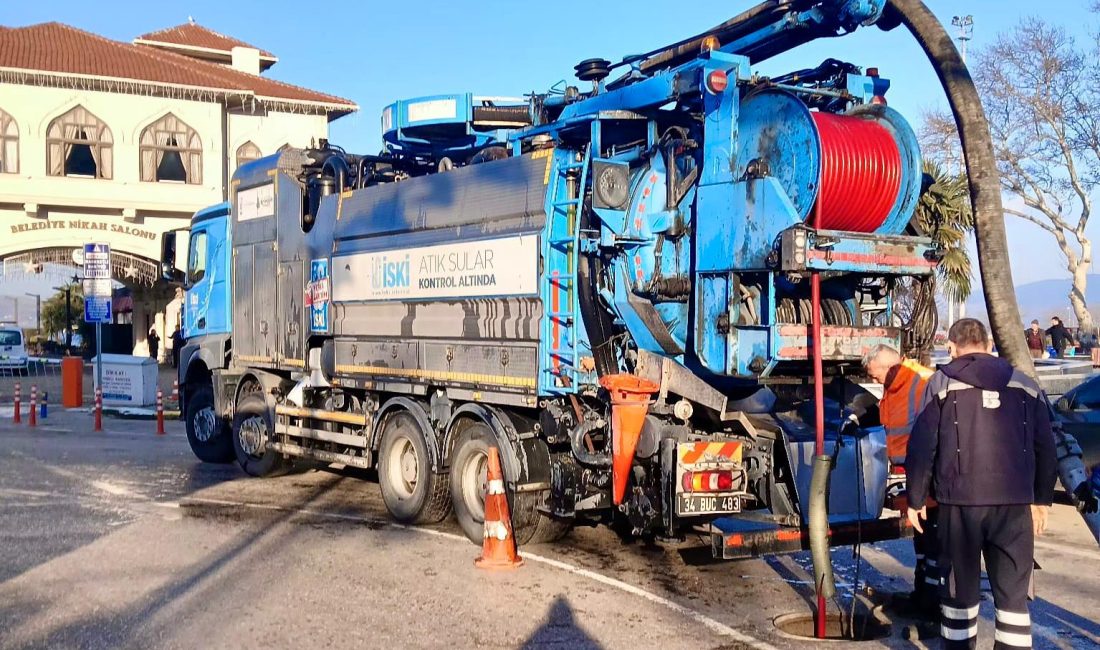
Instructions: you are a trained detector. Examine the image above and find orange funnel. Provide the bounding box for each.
[600,374,660,505]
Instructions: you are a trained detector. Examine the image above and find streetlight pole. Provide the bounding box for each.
[951,15,974,65]
[948,14,975,328]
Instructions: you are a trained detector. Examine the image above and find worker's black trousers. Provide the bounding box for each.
[912,505,941,611]
[938,504,1034,649]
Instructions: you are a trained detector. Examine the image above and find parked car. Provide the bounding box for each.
[0,327,29,374]
[1052,376,1100,472]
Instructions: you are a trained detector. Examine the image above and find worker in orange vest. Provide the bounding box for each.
[864,344,939,618]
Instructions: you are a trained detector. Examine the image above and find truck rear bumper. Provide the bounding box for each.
[710,515,913,559]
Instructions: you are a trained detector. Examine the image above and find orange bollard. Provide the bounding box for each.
[94,387,103,432]
[474,447,524,570]
[61,357,84,408]
[172,379,179,402]
[599,374,660,505]
[28,384,37,427]
[156,388,165,435]
[13,382,20,424]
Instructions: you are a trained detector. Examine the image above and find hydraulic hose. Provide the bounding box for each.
[888,0,1100,546]
[570,417,611,467]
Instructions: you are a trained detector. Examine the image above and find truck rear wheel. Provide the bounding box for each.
[449,422,570,545]
[377,411,451,524]
[231,392,286,477]
[185,383,233,463]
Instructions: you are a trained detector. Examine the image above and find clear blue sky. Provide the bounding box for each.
[5,0,1098,286]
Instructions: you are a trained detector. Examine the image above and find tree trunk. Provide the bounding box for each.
[888,0,1035,378]
[1071,236,1094,332]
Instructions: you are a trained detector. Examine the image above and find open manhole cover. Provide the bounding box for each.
[773,612,891,642]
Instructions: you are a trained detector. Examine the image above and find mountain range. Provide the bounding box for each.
[962,274,1100,328]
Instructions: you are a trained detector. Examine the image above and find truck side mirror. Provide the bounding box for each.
[160,232,185,284]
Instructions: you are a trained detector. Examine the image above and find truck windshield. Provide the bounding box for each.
[188,231,208,284]
[0,330,21,346]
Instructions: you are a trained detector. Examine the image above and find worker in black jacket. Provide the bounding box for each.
[907,319,1057,650]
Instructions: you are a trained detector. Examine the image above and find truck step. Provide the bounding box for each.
[274,422,368,448]
[275,404,368,427]
[271,440,373,469]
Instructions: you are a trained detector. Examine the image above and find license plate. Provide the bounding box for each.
[677,493,740,516]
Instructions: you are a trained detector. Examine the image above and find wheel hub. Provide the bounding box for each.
[460,450,488,521]
[386,436,419,497]
[193,407,217,442]
[238,416,268,457]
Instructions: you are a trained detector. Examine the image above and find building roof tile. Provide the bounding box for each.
[0,22,355,110]
[135,22,277,59]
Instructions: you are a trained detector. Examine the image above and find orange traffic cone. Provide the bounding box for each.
[475,446,524,570]
[600,374,660,505]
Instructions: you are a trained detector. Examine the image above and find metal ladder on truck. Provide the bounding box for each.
[539,146,590,395]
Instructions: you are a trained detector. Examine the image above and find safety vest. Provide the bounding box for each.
[880,358,934,464]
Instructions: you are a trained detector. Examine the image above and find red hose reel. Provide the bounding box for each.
[810,112,903,233]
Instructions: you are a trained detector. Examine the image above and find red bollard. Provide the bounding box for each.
[94,387,103,432]
[156,388,165,435]
[13,382,21,424]
[29,384,37,427]
[172,380,179,403]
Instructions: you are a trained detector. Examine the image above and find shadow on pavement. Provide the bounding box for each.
[1033,597,1100,646]
[0,477,348,649]
[520,595,603,649]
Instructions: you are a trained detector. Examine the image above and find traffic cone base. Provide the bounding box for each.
[474,448,523,570]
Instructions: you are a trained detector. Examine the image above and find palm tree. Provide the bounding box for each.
[914,160,974,304]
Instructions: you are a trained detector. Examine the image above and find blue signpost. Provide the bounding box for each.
[83,243,112,394]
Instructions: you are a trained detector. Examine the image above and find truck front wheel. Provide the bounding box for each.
[377,411,451,524]
[231,392,286,477]
[184,383,234,463]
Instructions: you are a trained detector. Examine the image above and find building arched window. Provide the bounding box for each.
[139,113,202,184]
[235,141,262,168]
[46,106,113,179]
[0,109,17,174]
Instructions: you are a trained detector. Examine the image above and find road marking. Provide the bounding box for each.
[11,452,146,501]
[182,496,776,649]
[89,480,138,498]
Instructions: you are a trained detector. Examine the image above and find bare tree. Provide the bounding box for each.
[924,18,1099,330]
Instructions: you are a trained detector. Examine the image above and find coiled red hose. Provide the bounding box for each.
[811,112,902,233]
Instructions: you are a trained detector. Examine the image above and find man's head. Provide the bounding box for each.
[1051,316,1063,327]
[1031,319,1040,331]
[948,318,992,358]
[862,344,902,384]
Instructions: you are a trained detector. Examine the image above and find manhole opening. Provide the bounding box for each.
[773,612,891,642]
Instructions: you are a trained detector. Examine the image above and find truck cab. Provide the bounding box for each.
[181,202,232,339]
[162,201,235,462]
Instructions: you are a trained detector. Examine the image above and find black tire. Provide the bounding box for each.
[377,411,451,524]
[231,392,286,477]
[449,422,570,545]
[184,382,234,463]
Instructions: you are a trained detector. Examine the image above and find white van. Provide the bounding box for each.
[0,327,29,374]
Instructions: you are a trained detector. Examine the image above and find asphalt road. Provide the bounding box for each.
[1,408,1098,649]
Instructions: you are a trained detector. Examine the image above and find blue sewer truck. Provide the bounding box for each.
[162,0,939,553]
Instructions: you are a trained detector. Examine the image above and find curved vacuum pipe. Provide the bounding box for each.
[888,0,1100,545]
